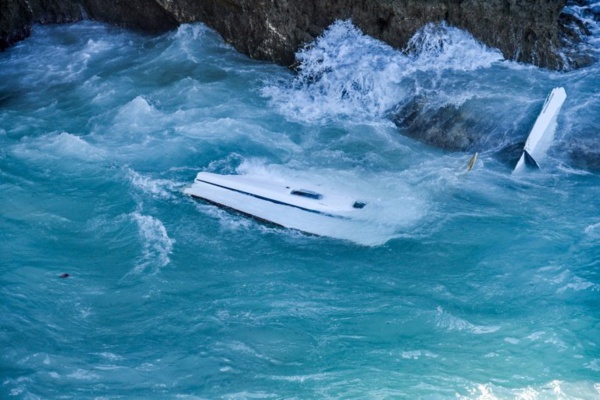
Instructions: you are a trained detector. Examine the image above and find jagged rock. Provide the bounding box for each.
[560,1,598,68]
[28,0,179,31]
[29,0,85,24]
[176,0,572,69]
[392,96,478,151]
[0,0,581,71]
[390,96,524,152]
[0,0,32,51]
[83,0,178,32]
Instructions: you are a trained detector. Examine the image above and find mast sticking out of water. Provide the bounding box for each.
[513,87,567,173]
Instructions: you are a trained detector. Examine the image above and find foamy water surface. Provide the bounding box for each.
[1,12,600,399]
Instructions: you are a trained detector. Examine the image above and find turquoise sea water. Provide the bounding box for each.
[1,12,600,400]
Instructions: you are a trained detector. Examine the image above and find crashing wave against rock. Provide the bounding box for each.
[0,0,594,70]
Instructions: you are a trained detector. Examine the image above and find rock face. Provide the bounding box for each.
[390,95,531,153]
[392,96,480,152]
[83,0,179,32]
[0,0,577,70]
[0,0,32,51]
[160,0,571,69]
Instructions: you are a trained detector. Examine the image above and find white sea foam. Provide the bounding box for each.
[227,341,282,365]
[96,352,124,361]
[265,373,330,383]
[400,350,439,360]
[584,221,600,238]
[435,307,500,334]
[173,23,211,42]
[175,118,301,156]
[538,266,600,294]
[66,368,100,381]
[405,22,503,71]
[557,275,599,293]
[171,23,216,64]
[457,379,600,400]
[112,96,163,135]
[220,391,277,399]
[263,20,502,123]
[202,203,256,232]
[131,213,174,273]
[127,169,180,200]
[585,358,600,371]
[562,1,600,59]
[12,132,106,163]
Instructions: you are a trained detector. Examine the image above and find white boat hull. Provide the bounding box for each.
[514,87,567,172]
[184,172,389,245]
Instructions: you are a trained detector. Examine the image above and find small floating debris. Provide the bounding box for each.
[466,152,478,172]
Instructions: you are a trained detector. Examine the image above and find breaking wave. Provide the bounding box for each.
[263,20,502,123]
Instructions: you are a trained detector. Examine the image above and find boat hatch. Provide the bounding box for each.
[290,189,323,200]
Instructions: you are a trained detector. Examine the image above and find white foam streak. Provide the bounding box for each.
[12,132,106,163]
[435,307,500,334]
[127,169,180,200]
[584,221,600,238]
[457,380,600,400]
[176,118,301,155]
[131,213,174,274]
[536,266,600,295]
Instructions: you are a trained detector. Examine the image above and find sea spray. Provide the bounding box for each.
[263,20,503,123]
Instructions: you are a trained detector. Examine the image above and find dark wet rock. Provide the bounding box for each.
[0,0,32,51]
[1,0,178,50]
[28,0,179,31]
[560,1,599,68]
[29,0,85,24]
[565,138,600,172]
[390,96,524,152]
[84,0,179,32]
[0,0,585,71]
[392,97,478,151]
[391,95,542,168]
[184,0,573,69]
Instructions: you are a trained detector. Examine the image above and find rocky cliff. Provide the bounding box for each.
[0,0,32,51]
[0,0,583,70]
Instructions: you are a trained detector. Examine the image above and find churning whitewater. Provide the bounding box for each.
[1,9,600,399]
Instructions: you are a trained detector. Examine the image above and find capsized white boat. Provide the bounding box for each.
[513,87,567,173]
[184,171,390,244]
